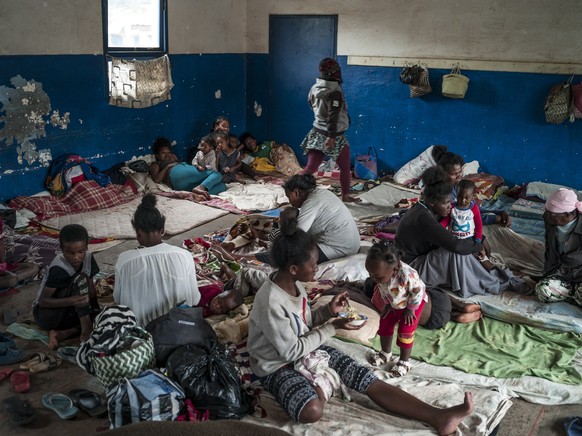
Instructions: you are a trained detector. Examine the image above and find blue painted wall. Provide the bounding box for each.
[1,53,581,203]
[245,55,582,188]
[0,54,246,202]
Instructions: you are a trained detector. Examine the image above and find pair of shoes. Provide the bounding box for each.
[368,350,393,367]
[0,346,27,366]
[68,388,107,417]
[388,359,412,378]
[20,352,62,373]
[3,396,36,425]
[42,392,78,420]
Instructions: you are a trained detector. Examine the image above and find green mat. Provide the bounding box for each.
[407,317,582,385]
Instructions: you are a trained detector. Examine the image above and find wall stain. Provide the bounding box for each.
[0,75,70,166]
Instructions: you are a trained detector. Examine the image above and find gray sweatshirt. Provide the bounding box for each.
[248,276,336,377]
[309,78,350,137]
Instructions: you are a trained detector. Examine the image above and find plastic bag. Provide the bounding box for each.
[145,306,217,367]
[106,369,185,428]
[166,341,253,420]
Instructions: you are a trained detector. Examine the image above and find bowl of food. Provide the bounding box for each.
[338,306,368,326]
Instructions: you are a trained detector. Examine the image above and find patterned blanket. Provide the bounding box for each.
[9,180,138,221]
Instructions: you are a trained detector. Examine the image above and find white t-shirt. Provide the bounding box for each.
[114,243,200,326]
[298,188,360,260]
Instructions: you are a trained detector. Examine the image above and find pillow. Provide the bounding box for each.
[526,181,582,201]
[393,146,437,186]
[312,296,379,347]
[461,160,479,175]
[315,254,368,282]
[462,172,505,203]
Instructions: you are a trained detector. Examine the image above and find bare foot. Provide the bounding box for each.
[461,303,481,313]
[453,310,482,323]
[434,392,475,436]
[192,187,211,200]
[48,330,59,350]
[342,195,362,203]
[211,245,236,262]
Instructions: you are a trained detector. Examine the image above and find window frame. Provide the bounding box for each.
[102,0,168,58]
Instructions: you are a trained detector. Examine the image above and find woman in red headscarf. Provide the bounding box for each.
[535,188,582,305]
[299,58,359,203]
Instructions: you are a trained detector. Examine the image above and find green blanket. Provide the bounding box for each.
[410,317,582,385]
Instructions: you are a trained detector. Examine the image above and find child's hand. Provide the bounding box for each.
[70,294,89,307]
[224,167,231,173]
[403,308,416,325]
[328,290,349,315]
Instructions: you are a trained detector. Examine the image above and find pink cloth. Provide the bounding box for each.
[545,188,582,214]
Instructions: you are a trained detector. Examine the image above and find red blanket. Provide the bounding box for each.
[9,180,138,221]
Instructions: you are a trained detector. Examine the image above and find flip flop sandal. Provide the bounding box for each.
[42,393,79,420]
[0,333,17,351]
[368,351,393,367]
[10,370,30,393]
[28,352,62,373]
[68,388,107,417]
[20,352,47,370]
[57,346,79,365]
[388,360,412,378]
[3,396,37,426]
[0,346,27,367]
[0,367,14,381]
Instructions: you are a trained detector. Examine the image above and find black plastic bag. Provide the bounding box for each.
[166,341,253,420]
[399,64,423,85]
[145,306,217,367]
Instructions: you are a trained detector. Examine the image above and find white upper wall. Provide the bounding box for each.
[0,0,246,55]
[1,0,580,63]
[246,0,582,63]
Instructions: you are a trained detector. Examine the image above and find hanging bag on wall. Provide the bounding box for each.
[573,82,582,119]
[544,78,574,124]
[354,147,378,180]
[399,64,423,85]
[442,66,469,99]
[409,65,432,98]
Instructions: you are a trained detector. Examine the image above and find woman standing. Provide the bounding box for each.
[300,58,359,203]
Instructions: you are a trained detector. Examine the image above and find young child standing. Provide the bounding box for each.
[215,131,242,183]
[366,239,427,378]
[440,179,492,270]
[247,218,474,431]
[33,224,100,350]
[191,134,217,171]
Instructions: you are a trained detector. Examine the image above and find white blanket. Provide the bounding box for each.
[218,182,288,211]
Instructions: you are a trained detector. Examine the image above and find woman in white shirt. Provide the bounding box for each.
[114,194,200,326]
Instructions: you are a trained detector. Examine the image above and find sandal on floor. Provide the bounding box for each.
[20,352,62,372]
[57,346,79,365]
[0,367,14,381]
[42,393,78,420]
[10,370,30,393]
[389,360,412,378]
[3,396,37,426]
[0,347,27,366]
[68,388,107,417]
[368,351,393,367]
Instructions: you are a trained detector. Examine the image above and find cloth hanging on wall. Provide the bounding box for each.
[109,54,174,108]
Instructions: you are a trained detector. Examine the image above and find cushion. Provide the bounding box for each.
[393,146,437,186]
[526,181,582,201]
[462,173,504,203]
[312,296,379,347]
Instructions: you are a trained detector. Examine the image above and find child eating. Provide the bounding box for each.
[33,224,100,350]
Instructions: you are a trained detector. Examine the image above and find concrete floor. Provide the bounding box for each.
[1,213,580,435]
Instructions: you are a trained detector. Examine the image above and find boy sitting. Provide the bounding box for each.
[33,224,100,350]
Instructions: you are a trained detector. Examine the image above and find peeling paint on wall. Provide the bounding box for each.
[0,75,71,166]
[254,101,262,117]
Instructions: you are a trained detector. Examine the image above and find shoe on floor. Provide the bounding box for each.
[42,393,78,420]
[3,396,37,426]
[0,347,26,367]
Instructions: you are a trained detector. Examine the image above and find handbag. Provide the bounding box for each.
[354,147,378,180]
[442,66,469,99]
[145,305,217,367]
[92,325,156,388]
[573,82,582,119]
[399,64,423,85]
[409,65,432,98]
[544,78,574,124]
[106,369,185,428]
